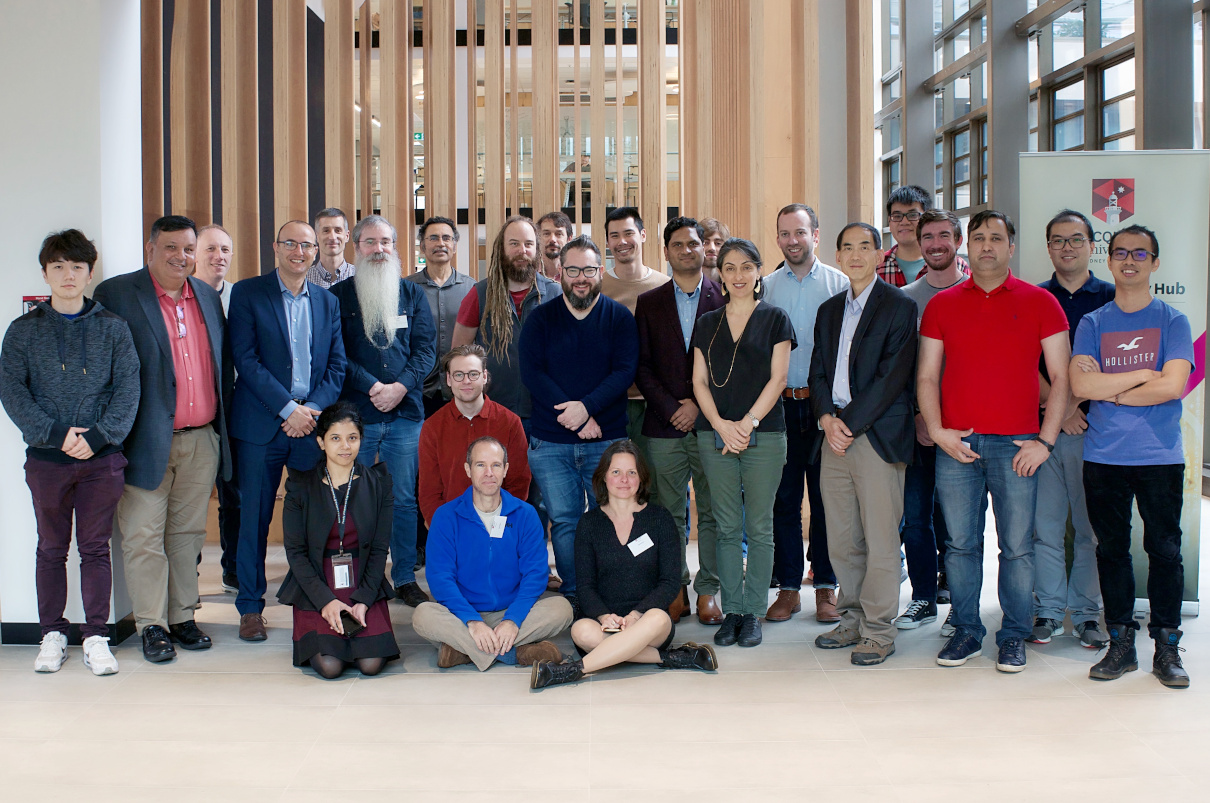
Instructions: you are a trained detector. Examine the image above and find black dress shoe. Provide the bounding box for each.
[737,614,763,647]
[713,613,743,647]
[169,620,213,650]
[395,581,430,607]
[142,625,177,663]
[221,572,238,593]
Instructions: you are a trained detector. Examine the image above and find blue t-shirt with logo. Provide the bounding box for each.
[1072,297,1194,466]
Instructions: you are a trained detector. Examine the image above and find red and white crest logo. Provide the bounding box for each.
[1092,178,1134,224]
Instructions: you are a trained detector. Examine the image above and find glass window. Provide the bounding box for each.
[1100,0,1134,48]
[1054,79,1085,151]
[1196,13,1204,149]
[1054,80,1085,119]
[1103,58,1134,100]
[1103,134,1135,151]
[952,126,971,210]
[1054,117,1084,151]
[952,26,970,60]
[1028,34,1039,83]
[1028,96,1039,152]
[1100,58,1135,150]
[1102,97,1135,138]
[934,138,944,210]
[1052,10,1084,71]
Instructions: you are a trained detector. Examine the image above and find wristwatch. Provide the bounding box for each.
[747,413,761,429]
[1035,436,1055,453]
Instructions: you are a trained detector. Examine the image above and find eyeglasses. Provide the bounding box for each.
[358,238,396,249]
[174,304,187,339]
[450,370,483,382]
[1048,236,1088,250]
[276,240,317,252]
[425,234,456,244]
[563,266,601,278]
[888,211,923,223]
[1110,248,1156,262]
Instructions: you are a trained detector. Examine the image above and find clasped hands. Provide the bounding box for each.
[368,381,407,413]
[62,427,94,459]
[282,405,321,437]
[467,619,520,656]
[597,611,642,631]
[554,400,602,439]
[714,418,754,454]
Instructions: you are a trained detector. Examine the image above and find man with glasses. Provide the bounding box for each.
[93,215,233,662]
[878,185,970,288]
[1071,225,1194,688]
[330,215,436,607]
[227,220,347,641]
[407,216,473,418]
[306,207,354,289]
[1028,209,1115,649]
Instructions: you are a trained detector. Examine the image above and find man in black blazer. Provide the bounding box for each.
[93,215,233,664]
[634,216,726,625]
[808,222,917,666]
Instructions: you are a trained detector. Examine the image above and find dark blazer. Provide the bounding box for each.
[808,278,917,466]
[633,276,725,439]
[92,268,232,490]
[227,272,347,445]
[276,461,395,611]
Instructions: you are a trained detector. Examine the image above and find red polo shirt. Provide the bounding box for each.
[920,270,1067,435]
[150,274,217,429]
[418,395,531,524]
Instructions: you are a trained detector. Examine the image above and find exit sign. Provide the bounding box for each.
[413,132,423,141]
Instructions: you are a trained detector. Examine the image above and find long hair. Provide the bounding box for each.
[482,215,542,362]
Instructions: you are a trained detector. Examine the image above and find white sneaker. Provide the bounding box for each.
[82,635,120,676]
[34,631,68,673]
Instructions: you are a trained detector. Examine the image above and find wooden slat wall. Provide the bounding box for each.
[425,0,458,223]
[381,0,414,270]
[272,0,308,227]
[168,0,213,225]
[485,0,506,238]
[323,0,355,232]
[509,3,520,213]
[531,0,558,216]
[358,5,372,224]
[639,0,667,269]
[590,0,606,236]
[467,0,480,277]
[846,0,875,224]
[219,0,259,280]
[792,0,820,208]
[141,1,164,238]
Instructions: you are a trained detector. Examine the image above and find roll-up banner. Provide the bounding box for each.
[1020,151,1206,611]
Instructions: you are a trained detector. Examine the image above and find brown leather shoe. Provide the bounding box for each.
[437,643,473,668]
[765,589,802,622]
[515,640,562,666]
[696,592,724,625]
[814,588,841,623]
[668,586,690,623]
[238,613,267,642]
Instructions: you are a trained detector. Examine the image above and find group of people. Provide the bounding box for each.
[1,190,1192,689]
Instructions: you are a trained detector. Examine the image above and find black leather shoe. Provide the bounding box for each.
[395,581,430,607]
[737,614,763,647]
[221,572,238,593]
[142,625,177,663]
[169,620,213,650]
[713,613,743,647]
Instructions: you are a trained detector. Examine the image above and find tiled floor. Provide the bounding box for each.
[3,502,1209,802]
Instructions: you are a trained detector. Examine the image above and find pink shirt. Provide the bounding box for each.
[151,274,218,429]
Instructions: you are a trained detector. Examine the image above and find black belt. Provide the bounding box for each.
[173,422,212,434]
[291,398,307,406]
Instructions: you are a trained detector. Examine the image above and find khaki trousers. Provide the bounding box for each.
[820,434,905,646]
[412,596,574,671]
[114,427,220,633]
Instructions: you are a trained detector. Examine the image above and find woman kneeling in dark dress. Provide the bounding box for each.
[278,402,399,678]
[531,440,717,689]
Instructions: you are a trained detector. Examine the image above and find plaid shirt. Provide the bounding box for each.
[876,244,970,288]
[305,259,355,289]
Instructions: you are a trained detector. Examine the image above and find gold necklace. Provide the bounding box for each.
[707,305,753,388]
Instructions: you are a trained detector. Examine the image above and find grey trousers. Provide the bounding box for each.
[647,434,719,593]
[412,595,574,670]
[1032,431,1103,623]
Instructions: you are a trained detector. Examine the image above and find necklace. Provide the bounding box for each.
[707,306,753,388]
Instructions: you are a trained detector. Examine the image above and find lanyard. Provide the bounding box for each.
[324,467,355,554]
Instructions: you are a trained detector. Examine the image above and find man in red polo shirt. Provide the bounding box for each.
[419,344,531,526]
[918,210,1070,674]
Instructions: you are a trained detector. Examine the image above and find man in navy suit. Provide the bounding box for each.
[227,220,347,641]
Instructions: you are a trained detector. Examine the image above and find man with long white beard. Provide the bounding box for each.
[329,215,437,607]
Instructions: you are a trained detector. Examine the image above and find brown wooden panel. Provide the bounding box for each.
[572,1,582,231]
[359,4,372,223]
[485,0,506,238]
[615,0,624,217]
[531,0,558,216]
[220,0,259,280]
[639,0,666,269]
[141,0,164,235]
[792,0,820,207]
[509,1,520,213]
[467,0,480,277]
[590,0,606,235]
[272,0,308,227]
[425,0,457,219]
[381,0,411,268]
[169,0,213,225]
[845,0,875,223]
[323,0,355,236]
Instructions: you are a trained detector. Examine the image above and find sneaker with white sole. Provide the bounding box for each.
[894,599,938,630]
[34,631,68,673]
[1026,617,1063,644]
[82,636,119,676]
[939,608,956,638]
[1074,621,1110,649]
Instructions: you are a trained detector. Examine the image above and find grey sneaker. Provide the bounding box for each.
[1075,621,1110,649]
[939,608,956,638]
[815,625,861,649]
[1027,617,1064,644]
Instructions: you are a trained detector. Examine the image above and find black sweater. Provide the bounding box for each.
[574,504,680,619]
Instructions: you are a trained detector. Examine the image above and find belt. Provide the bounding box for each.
[291,398,307,406]
[782,387,810,400]
[173,422,212,434]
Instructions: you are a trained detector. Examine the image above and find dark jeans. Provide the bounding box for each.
[217,467,241,577]
[772,398,834,589]
[901,443,948,602]
[25,453,128,638]
[1083,461,1184,638]
[416,392,448,556]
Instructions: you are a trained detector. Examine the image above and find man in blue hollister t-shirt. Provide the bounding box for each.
[1069,224,1195,689]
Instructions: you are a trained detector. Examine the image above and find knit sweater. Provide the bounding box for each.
[0,299,140,462]
[574,504,680,619]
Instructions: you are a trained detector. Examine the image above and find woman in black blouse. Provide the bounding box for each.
[530,440,717,689]
[691,238,794,650]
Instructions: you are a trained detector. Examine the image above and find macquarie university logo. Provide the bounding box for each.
[1092,178,1134,225]
[1101,328,1159,372]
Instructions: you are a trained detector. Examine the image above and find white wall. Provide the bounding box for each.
[0,0,143,641]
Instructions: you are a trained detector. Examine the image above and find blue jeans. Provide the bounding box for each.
[936,434,1037,646]
[527,437,617,597]
[362,417,423,587]
[901,443,945,602]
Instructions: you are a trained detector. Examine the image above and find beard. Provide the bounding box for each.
[562,279,601,311]
[544,242,562,260]
[353,252,402,344]
[503,252,537,284]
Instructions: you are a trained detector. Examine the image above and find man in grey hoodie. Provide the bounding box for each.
[0,229,140,675]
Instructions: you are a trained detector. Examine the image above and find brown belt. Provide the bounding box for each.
[782,387,810,401]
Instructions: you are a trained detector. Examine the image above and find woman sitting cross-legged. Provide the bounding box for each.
[278,402,400,679]
[530,440,717,689]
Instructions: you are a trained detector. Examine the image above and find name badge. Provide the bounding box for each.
[628,533,654,556]
[488,516,507,538]
[389,314,408,331]
[332,552,353,590]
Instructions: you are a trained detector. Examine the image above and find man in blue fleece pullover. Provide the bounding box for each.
[413,436,572,670]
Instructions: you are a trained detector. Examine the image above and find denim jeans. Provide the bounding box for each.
[901,443,947,602]
[773,398,834,589]
[1083,461,1184,638]
[936,434,1037,646]
[362,417,423,587]
[527,437,618,597]
[1032,432,1102,624]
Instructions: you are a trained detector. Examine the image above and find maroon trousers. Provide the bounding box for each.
[25,452,127,639]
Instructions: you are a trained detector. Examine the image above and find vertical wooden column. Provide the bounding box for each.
[467,0,480,276]
[709,0,751,238]
[532,0,558,215]
[323,0,355,227]
[273,0,308,227]
[680,0,710,218]
[638,0,667,269]
[485,0,506,238]
[615,0,625,218]
[791,0,820,207]
[590,0,606,232]
[845,0,874,224]
[572,1,583,231]
[381,0,415,270]
[220,0,259,280]
[169,0,213,224]
[141,0,164,234]
[358,4,372,222]
[426,0,458,219]
[509,2,520,213]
